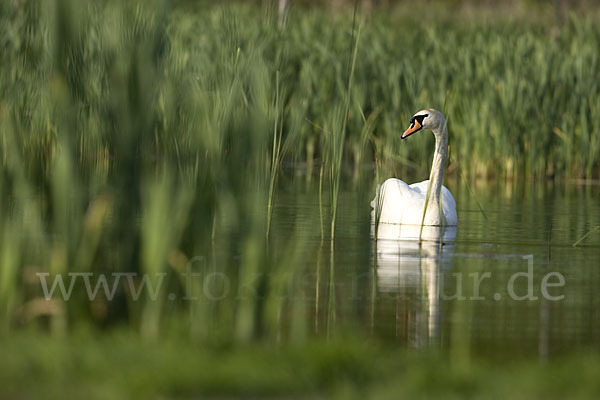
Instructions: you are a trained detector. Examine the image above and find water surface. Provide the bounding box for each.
[269,180,600,360]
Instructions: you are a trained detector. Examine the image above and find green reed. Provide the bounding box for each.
[2,2,599,184]
[0,0,600,342]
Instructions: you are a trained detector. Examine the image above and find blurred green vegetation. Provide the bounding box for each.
[1,330,600,399]
[1,0,600,397]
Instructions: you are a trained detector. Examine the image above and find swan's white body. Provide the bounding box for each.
[371,109,457,230]
[372,178,457,226]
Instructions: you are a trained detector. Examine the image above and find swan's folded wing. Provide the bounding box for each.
[376,178,425,225]
[441,185,458,226]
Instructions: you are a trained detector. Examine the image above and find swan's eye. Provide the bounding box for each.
[412,114,428,125]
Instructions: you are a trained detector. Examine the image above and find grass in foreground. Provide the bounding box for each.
[2,330,600,399]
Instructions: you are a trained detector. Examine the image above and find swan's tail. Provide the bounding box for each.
[370,184,381,210]
[371,183,385,225]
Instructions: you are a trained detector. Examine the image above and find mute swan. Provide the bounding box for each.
[371,109,457,227]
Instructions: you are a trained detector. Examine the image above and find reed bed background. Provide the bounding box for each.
[3,0,600,184]
[1,0,600,398]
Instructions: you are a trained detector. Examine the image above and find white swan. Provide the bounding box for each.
[371,109,457,228]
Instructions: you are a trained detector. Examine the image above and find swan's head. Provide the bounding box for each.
[401,109,446,139]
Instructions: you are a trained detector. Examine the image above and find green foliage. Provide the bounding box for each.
[2,331,600,399]
[0,0,599,334]
[0,2,599,395]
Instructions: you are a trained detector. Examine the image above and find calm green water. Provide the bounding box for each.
[266,180,600,360]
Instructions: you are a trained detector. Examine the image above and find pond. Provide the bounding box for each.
[262,180,600,360]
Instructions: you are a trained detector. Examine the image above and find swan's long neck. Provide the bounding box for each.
[428,124,448,217]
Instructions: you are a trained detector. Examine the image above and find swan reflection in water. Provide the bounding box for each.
[373,223,456,348]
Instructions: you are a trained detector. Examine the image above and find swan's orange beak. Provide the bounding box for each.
[401,119,422,139]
